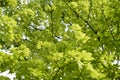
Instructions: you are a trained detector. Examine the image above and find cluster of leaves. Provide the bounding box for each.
[0,0,120,80]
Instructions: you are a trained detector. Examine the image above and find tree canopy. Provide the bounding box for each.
[0,0,120,80]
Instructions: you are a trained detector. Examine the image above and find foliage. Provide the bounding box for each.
[0,76,10,80]
[0,0,120,80]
